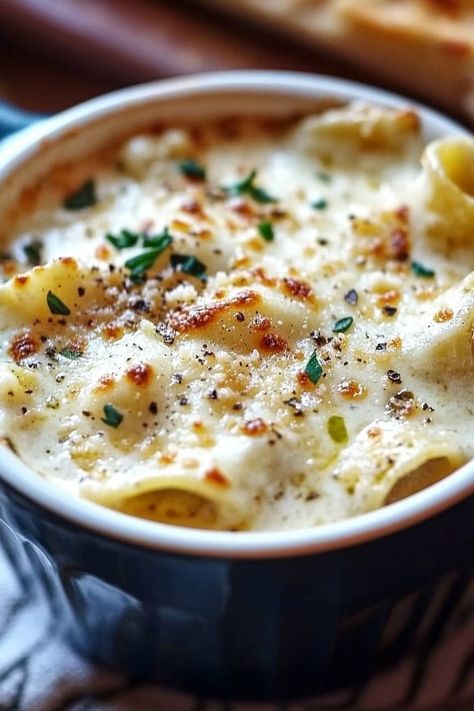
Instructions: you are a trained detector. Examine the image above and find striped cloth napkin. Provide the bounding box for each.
[0,524,473,711]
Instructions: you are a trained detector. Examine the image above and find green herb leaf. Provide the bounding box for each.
[23,239,43,266]
[316,171,331,183]
[129,272,147,285]
[171,253,207,279]
[311,198,328,210]
[59,348,82,360]
[233,169,257,193]
[106,229,139,250]
[143,227,172,248]
[47,291,71,316]
[179,159,206,180]
[332,316,353,333]
[63,179,97,211]
[411,261,435,278]
[101,404,123,428]
[328,415,348,443]
[249,186,277,204]
[226,170,277,204]
[305,351,323,384]
[125,237,172,280]
[125,250,162,279]
[257,221,274,242]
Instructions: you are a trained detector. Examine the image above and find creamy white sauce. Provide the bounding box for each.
[0,103,473,530]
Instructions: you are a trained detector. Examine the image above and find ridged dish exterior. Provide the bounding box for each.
[0,480,472,699]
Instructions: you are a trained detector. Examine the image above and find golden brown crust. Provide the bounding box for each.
[169,290,260,332]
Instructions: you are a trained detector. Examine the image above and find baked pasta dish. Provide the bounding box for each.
[0,102,473,530]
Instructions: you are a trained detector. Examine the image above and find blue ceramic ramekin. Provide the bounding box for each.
[0,72,473,700]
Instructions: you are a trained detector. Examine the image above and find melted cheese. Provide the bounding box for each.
[1,102,473,531]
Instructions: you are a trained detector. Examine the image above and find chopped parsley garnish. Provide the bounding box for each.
[106,229,139,250]
[63,179,97,211]
[23,239,43,266]
[101,404,123,428]
[305,351,323,384]
[124,237,172,281]
[143,226,173,249]
[171,253,207,279]
[311,198,328,210]
[411,261,435,278]
[129,272,146,285]
[179,159,206,180]
[47,291,71,316]
[316,171,331,183]
[328,415,348,444]
[125,250,164,280]
[59,348,82,360]
[258,221,274,242]
[344,288,358,305]
[225,170,277,204]
[106,226,173,252]
[332,316,353,333]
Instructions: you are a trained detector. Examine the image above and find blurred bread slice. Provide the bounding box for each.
[195,0,474,124]
[339,1,474,122]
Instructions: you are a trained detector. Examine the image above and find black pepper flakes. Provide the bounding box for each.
[344,288,358,305]
[283,397,305,416]
[310,330,327,347]
[155,323,175,345]
[130,299,150,313]
[382,305,397,317]
[148,401,158,415]
[387,370,402,383]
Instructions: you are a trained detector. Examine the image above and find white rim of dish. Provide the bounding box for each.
[0,70,473,560]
